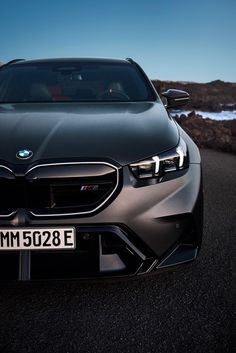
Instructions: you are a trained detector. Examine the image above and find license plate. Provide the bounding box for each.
[0,228,76,250]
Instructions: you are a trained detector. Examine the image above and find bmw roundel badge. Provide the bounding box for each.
[16,149,33,160]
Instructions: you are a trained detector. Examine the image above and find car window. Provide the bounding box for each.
[0,62,156,103]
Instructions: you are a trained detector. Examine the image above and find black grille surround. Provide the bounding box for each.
[0,162,120,217]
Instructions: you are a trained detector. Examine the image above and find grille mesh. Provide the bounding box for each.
[0,163,118,216]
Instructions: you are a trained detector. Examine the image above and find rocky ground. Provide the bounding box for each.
[173,111,236,154]
[153,79,236,154]
[152,80,236,154]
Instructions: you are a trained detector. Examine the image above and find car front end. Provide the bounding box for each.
[0,58,203,281]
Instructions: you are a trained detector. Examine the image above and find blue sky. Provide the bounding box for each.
[1,0,235,82]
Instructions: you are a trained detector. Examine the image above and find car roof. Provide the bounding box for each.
[6,58,132,66]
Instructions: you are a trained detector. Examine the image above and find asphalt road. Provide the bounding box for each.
[0,149,235,353]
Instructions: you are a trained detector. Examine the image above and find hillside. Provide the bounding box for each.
[152,79,236,112]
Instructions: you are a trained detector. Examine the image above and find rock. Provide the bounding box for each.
[188,111,196,118]
[175,112,235,154]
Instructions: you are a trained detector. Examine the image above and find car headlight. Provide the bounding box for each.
[130,138,188,179]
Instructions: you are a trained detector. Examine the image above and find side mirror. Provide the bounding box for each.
[161,89,189,109]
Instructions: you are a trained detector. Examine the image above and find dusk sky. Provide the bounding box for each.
[1,0,235,82]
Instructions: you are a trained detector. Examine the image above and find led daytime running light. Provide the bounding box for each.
[130,138,188,180]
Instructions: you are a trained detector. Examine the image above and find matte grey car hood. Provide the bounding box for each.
[0,102,179,166]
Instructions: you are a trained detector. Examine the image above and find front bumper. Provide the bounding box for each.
[0,163,203,281]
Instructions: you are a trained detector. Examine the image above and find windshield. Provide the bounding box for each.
[0,62,156,103]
